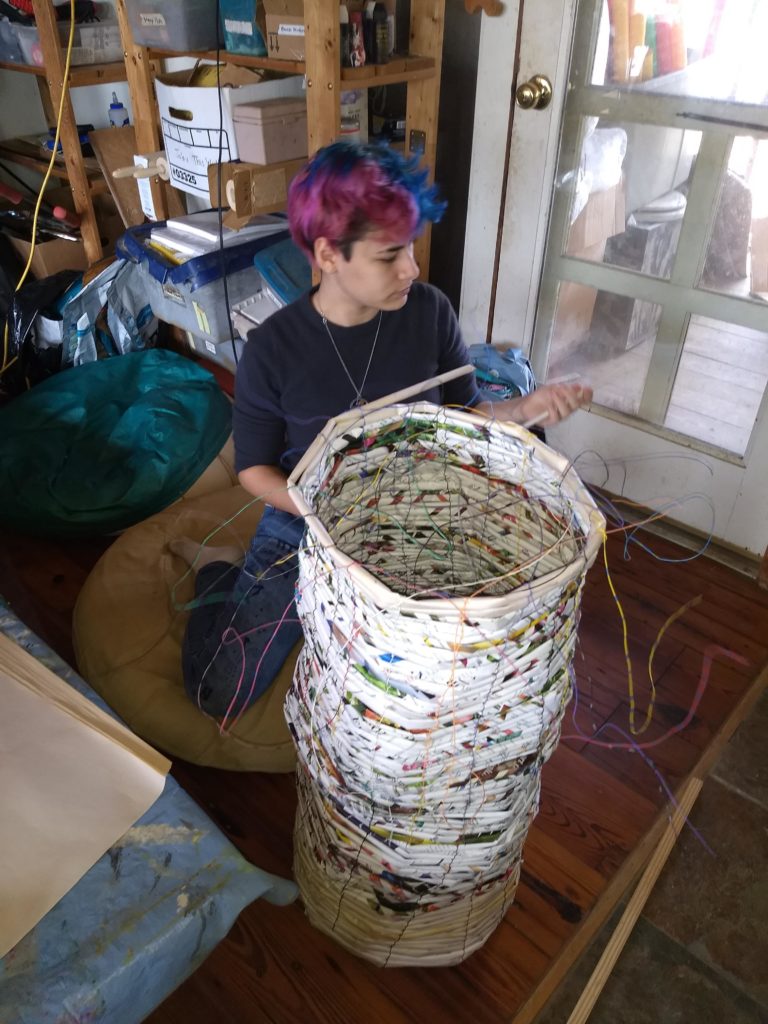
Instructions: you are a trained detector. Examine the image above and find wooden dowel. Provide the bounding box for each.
[566,775,704,1024]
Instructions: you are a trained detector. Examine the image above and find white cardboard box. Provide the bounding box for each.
[155,70,305,196]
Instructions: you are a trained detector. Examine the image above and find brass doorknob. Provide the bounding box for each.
[515,74,553,110]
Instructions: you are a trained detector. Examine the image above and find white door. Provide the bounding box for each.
[462,0,768,558]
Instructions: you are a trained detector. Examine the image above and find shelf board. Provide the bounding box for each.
[147,48,304,75]
[145,48,436,86]
[0,137,106,192]
[341,56,435,87]
[0,59,127,86]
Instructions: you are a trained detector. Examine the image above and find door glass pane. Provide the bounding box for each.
[700,136,768,299]
[546,283,660,416]
[593,0,768,105]
[664,315,768,455]
[564,118,701,282]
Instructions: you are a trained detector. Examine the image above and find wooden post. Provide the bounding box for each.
[32,0,102,263]
[406,0,446,280]
[115,0,168,220]
[303,0,341,155]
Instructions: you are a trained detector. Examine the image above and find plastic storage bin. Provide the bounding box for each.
[0,18,23,63]
[219,0,267,56]
[232,97,308,165]
[230,237,311,340]
[116,219,290,344]
[124,0,220,51]
[14,20,122,66]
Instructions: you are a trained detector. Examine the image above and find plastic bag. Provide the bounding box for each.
[1,269,81,397]
[60,259,158,366]
[468,343,536,402]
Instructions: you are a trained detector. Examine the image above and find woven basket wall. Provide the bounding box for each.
[285,404,605,967]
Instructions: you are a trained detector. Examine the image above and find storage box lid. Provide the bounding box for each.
[116,220,291,291]
[233,97,307,125]
[253,238,311,305]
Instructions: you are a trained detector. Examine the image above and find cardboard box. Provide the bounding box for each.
[8,235,88,279]
[262,0,306,61]
[566,181,626,255]
[3,191,122,279]
[233,97,308,165]
[553,240,605,347]
[750,217,768,296]
[155,66,305,197]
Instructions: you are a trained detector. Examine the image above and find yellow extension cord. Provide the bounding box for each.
[1,0,77,379]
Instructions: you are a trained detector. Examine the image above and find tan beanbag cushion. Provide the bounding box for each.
[73,486,299,772]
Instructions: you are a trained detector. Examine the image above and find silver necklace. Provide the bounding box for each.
[318,306,383,408]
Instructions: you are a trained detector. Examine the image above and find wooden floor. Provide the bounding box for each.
[1,522,767,1023]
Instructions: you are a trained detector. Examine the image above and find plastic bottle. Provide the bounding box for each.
[109,91,130,128]
[349,10,365,67]
[373,2,389,64]
[363,2,376,66]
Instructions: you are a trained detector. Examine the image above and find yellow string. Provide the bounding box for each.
[602,528,705,736]
[1,0,77,379]
[601,529,643,731]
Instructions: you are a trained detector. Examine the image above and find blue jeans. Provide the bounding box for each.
[181,506,305,718]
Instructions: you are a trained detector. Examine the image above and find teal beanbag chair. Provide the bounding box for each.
[0,348,231,537]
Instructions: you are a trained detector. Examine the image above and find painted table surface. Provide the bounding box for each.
[0,601,298,1024]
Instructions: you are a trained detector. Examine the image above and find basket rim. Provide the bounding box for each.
[287,402,605,616]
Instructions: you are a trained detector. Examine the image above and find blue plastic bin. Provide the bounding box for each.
[253,237,312,304]
[219,0,267,56]
[116,218,289,344]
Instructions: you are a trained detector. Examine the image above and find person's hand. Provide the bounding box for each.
[477,382,592,428]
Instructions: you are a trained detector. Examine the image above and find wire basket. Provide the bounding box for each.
[285,402,604,966]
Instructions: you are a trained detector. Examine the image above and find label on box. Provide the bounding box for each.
[205,340,217,354]
[193,302,211,337]
[140,12,166,27]
[161,117,232,196]
[225,18,253,36]
[134,155,157,220]
[278,23,304,35]
[162,282,186,305]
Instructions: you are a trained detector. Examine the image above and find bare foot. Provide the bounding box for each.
[169,537,244,570]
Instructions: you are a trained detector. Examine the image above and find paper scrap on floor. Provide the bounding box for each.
[0,633,170,958]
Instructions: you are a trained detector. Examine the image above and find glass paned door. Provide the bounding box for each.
[515,0,768,553]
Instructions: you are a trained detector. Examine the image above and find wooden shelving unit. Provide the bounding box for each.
[0,58,128,86]
[0,0,129,263]
[117,0,448,276]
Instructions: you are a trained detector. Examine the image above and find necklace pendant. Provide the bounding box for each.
[350,395,366,408]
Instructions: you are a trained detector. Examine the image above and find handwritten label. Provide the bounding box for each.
[278,23,305,36]
[139,12,166,26]
[225,19,253,36]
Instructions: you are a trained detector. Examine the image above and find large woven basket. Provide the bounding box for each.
[285,401,604,966]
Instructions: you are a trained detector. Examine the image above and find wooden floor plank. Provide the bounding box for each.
[1,516,765,1023]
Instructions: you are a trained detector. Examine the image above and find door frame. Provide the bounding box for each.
[460,0,768,560]
[460,0,577,350]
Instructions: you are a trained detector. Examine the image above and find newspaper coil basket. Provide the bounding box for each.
[285,401,605,967]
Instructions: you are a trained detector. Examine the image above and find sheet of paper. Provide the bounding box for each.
[0,634,170,958]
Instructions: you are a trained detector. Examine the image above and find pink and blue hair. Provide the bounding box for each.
[287,141,446,261]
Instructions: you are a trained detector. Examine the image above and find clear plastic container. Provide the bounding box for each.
[219,0,267,57]
[14,20,122,67]
[124,0,221,51]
